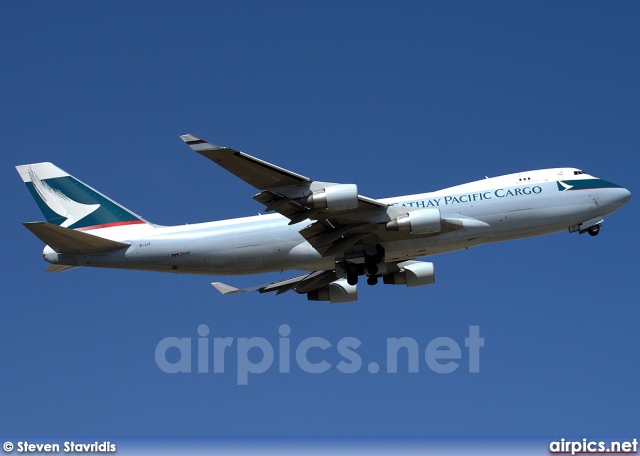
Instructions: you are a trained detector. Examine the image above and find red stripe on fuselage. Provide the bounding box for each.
[74,220,147,231]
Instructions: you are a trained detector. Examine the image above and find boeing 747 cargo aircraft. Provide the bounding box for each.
[16,135,631,303]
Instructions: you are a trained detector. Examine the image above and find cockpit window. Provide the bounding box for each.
[573,170,585,175]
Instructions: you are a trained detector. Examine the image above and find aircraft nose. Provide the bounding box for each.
[599,185,631,215]
[607,186,631,212]
[618,187,631,206]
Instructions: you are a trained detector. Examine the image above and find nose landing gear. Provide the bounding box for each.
[587,224,600,236]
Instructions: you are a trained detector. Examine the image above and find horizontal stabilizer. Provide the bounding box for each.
[23,222,130,254]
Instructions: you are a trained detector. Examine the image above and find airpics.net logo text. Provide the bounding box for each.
[155,325,484,385]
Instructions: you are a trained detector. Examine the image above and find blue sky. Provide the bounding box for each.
[1,1,638,438]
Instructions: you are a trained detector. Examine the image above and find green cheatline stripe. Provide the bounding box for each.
[557,179,621,191]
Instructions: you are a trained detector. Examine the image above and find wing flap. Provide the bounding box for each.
[45,264,78,273]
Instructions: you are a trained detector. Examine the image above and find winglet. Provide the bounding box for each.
[211,282,245,295]
[180,134,223,152]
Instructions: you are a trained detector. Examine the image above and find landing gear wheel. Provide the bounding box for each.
[367,276,378,286]
[365,262,378,276]
[345,263,358,286]
[588,225,600,236]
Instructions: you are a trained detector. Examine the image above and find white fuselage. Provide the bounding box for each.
[43,168,631,276]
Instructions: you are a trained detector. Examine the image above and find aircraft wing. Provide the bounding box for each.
[180,134,388,224]
[181,134,470,259]
[181,135,311,189]
[210,260,421,301]
[212,270,338,296]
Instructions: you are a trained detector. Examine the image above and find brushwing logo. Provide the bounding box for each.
[557,181,574,191]
[28,167,100,228]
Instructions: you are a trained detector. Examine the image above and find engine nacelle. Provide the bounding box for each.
[383,262,435,287]
[307,278,358,303]
[386,208,441,234]
[304,184,359,211]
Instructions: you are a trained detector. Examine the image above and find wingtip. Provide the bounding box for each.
[180,134,222,150]
[211,282,243,295]
[179,134,199,142]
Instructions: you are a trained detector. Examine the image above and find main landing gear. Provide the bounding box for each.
[587,224,600,236]
[346,268,380,286]
[344,245,385,286]
[346,264,359,286]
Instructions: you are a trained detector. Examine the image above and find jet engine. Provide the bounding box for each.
[304,184,359,211]
[386,208,441,234]
[383,261,435,287]
[307,278,358,303]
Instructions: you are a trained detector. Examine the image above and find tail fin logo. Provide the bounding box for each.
[28,167,100,228]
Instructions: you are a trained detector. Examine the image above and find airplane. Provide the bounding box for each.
[16,134,631,303]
